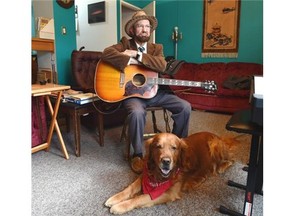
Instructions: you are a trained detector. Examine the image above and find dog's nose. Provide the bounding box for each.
[161,158,171,166]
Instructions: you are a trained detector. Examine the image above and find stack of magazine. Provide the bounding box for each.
[60,90,99,105]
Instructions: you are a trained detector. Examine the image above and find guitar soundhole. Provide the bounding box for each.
[133,74,146,87]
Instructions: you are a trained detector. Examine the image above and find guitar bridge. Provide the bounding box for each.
[119,72,125,88]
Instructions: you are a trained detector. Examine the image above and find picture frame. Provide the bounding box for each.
[202,0,241,58]
[56,0,74,9]
[88,1,106,24]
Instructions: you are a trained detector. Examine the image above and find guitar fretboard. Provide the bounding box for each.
[147,78,202,87]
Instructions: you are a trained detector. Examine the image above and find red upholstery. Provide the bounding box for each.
[170,62,263,113]
[32,97,48,147]
[70,49,263,114]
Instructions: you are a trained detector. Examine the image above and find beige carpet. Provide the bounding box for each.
[32,110,263,216]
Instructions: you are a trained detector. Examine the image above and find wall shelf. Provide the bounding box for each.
[32,37,54,52]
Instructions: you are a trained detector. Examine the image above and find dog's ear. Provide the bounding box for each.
[144,137,157,171]
[180,138,188,150]
[178,139,190,170]
[143,137,154,161]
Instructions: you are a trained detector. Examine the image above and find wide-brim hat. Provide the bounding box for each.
[125,10,158,37]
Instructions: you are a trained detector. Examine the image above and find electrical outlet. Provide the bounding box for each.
[61,26,66,35]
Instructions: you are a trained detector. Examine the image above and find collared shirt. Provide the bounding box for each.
[136,42,147,53]
[128,42,147,65]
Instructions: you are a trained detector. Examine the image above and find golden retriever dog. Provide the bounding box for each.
[105,132,235,214]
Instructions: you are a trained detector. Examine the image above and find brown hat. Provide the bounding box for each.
[125,10,158,37]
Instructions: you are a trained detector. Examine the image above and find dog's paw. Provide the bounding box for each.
[217,160,234,174]
[105,197,117,208]
[110,203,129,215]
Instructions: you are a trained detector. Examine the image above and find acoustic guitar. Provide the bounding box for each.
[94,60,217,103]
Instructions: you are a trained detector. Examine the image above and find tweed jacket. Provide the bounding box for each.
[101,37,167,73]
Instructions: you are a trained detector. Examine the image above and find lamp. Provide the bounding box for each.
[171,26,182,59]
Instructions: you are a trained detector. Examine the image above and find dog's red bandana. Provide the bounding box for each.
[142,164,180,200]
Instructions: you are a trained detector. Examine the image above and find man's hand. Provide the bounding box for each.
[122,49,139,65]
[122,49,137,58]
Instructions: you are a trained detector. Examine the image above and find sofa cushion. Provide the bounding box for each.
[216,62,263,97]
[192,62,226,94]
[171,61,263,98]
[224,62,263,78]
[171,62,226,95]
[169,62,198,92]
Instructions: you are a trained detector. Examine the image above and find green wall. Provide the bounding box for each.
[49,0,262,84]
[156,0,263,63]
[53,1,76,85]
[122,0,263,64]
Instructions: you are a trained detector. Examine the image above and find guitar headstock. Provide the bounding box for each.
[201,80,218,92]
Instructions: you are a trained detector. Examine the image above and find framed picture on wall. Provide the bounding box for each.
[202,0,241,58]
[88,1,106,24]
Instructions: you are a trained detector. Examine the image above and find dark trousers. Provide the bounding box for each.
[122,89,191,155]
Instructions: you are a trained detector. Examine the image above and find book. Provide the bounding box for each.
[37,17,54,39]
[65,96,99,105]
[69,92,97,100]
[62,89,83,98]
[50,89,82,99]
[50,90,99,105]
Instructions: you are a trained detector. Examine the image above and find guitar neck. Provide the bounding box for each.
[148,77,203,88]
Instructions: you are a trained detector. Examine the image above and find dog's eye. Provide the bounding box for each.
[171,146,177,150]
[155,144,162,149]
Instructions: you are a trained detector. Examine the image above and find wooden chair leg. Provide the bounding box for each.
[120,117,128,143]
[126,133,131,161]
[163,109,171,133]
[151,110,159,133]
[120,117,130,161]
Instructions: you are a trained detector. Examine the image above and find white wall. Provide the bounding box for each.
[32,0,53,19]
[75,0,117,51]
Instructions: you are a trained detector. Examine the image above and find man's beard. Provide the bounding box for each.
[135,34,150,43]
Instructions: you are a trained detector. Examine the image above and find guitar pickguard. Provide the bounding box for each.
[124,81,154,97]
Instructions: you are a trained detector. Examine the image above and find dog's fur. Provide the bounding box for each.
[105,132,235,214]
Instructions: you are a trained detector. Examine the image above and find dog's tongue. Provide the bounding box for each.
[161,168,171,176]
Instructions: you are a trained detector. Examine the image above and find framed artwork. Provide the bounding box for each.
[202,0,241,58]
[56,0,74,9]
[88,1,106,24]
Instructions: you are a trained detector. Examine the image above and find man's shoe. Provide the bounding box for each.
[130,156,144,174]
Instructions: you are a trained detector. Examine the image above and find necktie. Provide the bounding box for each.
[138,47,145,53]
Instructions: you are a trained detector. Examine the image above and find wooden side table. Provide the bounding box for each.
[32,84,70,159]
[59,99,104,157]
